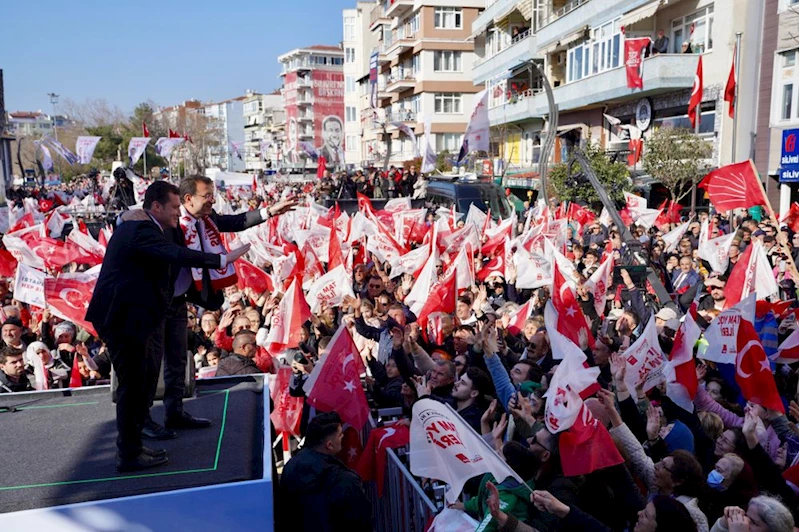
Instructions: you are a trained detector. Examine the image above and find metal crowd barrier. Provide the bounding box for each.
[360,414,438,532]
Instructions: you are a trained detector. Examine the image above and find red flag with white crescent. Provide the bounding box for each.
[688,56,703,128]
[44,274,98,337]
[735,320,784,413]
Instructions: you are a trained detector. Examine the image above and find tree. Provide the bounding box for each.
[549,142,632,205]
[641,127,712,203]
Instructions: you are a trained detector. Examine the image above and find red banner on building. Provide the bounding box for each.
[312,70,345,165]
[624,38,651,89]
[283,72,299,159]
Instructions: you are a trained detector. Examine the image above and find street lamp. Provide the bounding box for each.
[47,92,59,142]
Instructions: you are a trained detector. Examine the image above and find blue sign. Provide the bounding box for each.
[779,128,799,183]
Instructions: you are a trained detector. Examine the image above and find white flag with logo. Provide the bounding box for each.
[459,89,490,155]
[127,137,151,167]
[305,265,355,314]
[13,263,49,308]
[75,136,102,164]
[622,316,667,393]
[154,137,185,160]
[662,219,692,252]
[699,231,736,273]
[410,398,524,503]
[421,113,436,173]
[701,293,756,363]
[584,257,614,316]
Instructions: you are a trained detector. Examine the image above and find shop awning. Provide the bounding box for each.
[619,0,662,30]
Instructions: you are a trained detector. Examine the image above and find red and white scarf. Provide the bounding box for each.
[179,207,238,291]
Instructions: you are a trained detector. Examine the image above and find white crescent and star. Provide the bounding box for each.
[736,341,757,379]
[59,288,84,309]
[377,427,396,449]
[342,353,355,375]
[691,74,701,96]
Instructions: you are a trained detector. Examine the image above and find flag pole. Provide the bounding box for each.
[731,32,742,163]
[690,113,700,216]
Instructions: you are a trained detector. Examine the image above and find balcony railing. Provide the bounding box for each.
[387,72,415,85]
[540,0,593,28]
[489,86,543,109]
[474,28,532,67]
[386,109,417,122]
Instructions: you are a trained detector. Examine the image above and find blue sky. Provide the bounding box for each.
[3,0,354,115]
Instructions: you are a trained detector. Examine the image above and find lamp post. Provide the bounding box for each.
[47,92,60,178]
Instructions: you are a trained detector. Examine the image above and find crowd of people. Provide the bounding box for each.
[2,167,799,532]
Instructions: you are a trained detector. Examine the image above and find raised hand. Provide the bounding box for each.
[531,491,570,519]
[646,404,662,441]
[226,244,252,263]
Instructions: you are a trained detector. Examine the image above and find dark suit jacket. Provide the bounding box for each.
[166,209,265,309]
[86,219,222,343]
[670,269,700,293]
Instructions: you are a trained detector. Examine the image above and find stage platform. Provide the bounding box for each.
[0,375,274,530]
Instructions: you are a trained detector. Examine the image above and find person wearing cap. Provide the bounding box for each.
[1,317,26,352]
[655,307,678,335]
[583,222,607,249]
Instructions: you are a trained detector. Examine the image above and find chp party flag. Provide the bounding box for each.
[701,293,756,364]
[723,240,779,308]
[624,37,651,89]
[621,316,667,393]
[698,160,768,214]
[127,137,151,167]
[410,398,525,503]
[305,264,355,314]
[302,324,370,428]
[75,136,102,164]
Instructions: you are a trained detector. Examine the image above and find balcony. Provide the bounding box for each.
[298,112,314,122]
[386,73,415,92]
[298,129,313,139]
[536,0,651,51]
[296,76,312,87]
[473,28,536,85]
[386,109,417,123]
[384,0,413,18]
[296,95,314,106]
[472,0,525,39]
[488,53,697,125]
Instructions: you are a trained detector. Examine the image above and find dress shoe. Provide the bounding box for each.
[165,412,212,430]
[116,453,169,472]
[142,446,168,457]
[142,419,178,440]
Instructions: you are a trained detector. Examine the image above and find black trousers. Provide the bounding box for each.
[107,329,160,460]
[146,296,189,421]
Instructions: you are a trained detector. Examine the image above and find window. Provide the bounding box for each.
[671,5,714,54]
[436,133,462,152]
[434,93,463,113]
[410,94,421,114]
[653,108,715,135]
[407,12,420,35]
[344,16,355,41]
[434,7,462,29]
[412,54,421,74]
[566,18,621,83]
[434,51,462,72]
[777,49,799,122]
[346,106,357,122]
[332,57,344,65]
[346,135,357,151]
[345,76,356,94]
[345,48,355,63]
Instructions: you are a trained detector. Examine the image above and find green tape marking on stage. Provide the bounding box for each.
[16,401,100,410]
[0,389,231,492]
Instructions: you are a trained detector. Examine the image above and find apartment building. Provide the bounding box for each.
[754,0,799,215]
[6,111,73,138]
[242,90,285,172]
[475,0,764,200]
[202,97,246,172]
[363,0,485,167]
[278,45,345,170]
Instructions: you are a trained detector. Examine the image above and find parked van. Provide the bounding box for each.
[424,175,513,220]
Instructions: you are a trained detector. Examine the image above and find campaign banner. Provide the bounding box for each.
[312,70,345,165]
[43,135,79,165]
[75,136,102,164]
[154,137,184,160]
[624,37,651,89]
[422,113,436,173]
[391,122,420,158]
[284,71,299,158]
[457,89,489,162]
[127,137,151,167]
[14,263,48,308]
[36,141,54,171]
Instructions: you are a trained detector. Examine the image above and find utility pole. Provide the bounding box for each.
[47,92,60,179]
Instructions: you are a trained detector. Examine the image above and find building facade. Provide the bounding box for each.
[474,0,764,200]
[6,111,73,138]
[243,90,285,172]
[361,0,485,168]
[202,97,246,172]
[278,45,345,170]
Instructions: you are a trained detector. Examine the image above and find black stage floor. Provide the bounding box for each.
[0,377,264,513]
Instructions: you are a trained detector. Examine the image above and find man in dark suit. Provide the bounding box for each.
[133,175,296,440]
[670,256,700,295]
[87,181,251,471]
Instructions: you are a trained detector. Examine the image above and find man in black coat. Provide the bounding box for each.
[215,330,260,376]
[87,181,251,472]
[279,412,372,531]
[123,175,295,440]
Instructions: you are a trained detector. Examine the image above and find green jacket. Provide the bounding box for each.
[463,473,534,532]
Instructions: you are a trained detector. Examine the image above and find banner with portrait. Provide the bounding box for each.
[312,70,345,166]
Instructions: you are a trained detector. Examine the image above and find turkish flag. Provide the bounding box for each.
[781,202,799,233]
[168,128,181,138]
[263,276,311,354]
[9,213,35,234]
[476,248,505,282]
[724,47,736,119]
[337,425,364,469]
[38,198,55,213]
[142,121,150,138]
[567,202,595,227]
[270,367,303,436]
[665,311,701,412]
[417,269,457,334]
[559,404,624,476]
[303,325,370,428]
[357,193,375,216]
[235,259,275,295]
[735,319,784,413]
[627,138,644,166]
[98,225,113,249]
[506,299,533,336]
[688,56,703,128]
[69,357,83,388]
[698,160,768,214]
[23,234,93,270]
[327,222,345,271]
[44,274,98,337]
[0,249,18,277]
[356,424,410,496]
[481,218,514,256]
[552,263,596,350]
